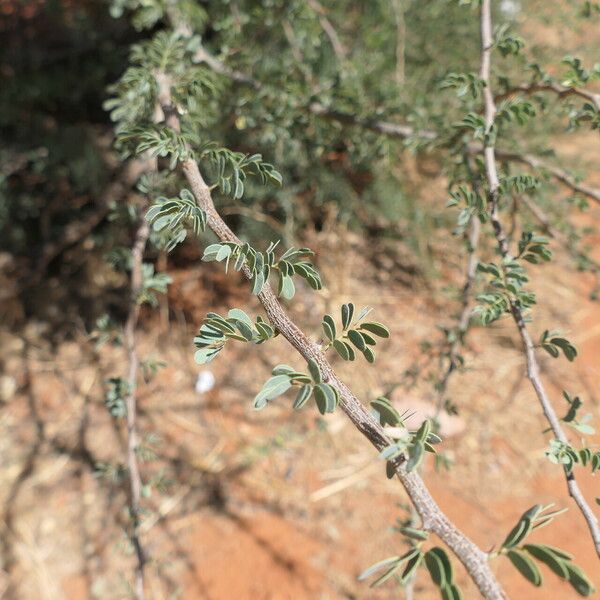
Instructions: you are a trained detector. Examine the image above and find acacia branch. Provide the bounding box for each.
[145,69,506,594]
[180,155,506,598]
[478,0,600,559]
[120,73,176,600]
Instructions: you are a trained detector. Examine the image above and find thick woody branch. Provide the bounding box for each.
[478,0,600,559]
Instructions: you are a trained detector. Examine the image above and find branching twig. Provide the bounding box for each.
[478,0,600,559]
[180,154,506,598]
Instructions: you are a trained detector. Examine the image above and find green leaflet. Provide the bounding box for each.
[293,384,313,410]
[313,383,338,414]
[502,517,532,549]
[323,306,389,363]
[322,314,337,341]
[253,375,292,410]
[424,549,447,587]
[341,302,354,330]
[359,322,390,338]
[347,329,366,351]
[564,562,596,596]
[333,339,351,360]
[371,396,403,427]
[507,549,542,587]
[522,544,569,579]
[307,358,322,383]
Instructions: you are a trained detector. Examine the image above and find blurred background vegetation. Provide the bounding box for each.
[2,0,597,332]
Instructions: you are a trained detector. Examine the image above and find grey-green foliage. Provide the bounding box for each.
[202,240,322,298]
[105,377,130,418]
[253,360,339,413]
[498,504,595,596]
[360,525,464,599]
[194,308,276,364]
[540,330,578,361]
[137,263,172,306]
[369,396,441,475]
[559,391,595,435]
[146,188,207,251]
[322,303,390,363]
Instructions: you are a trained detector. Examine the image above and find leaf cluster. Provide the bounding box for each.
[146,188,207,251]
[194,308,276,364]
[322,303,390,363]
[202,241,322,299]
[253,360,339,414]
[499,504,595,596]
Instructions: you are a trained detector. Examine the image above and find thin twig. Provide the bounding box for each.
[436,200,481,411]
[478,0,600,559]
[148,69,506,593]
[124,215,150,600]
[495,81,600,111]
[306,0,347,62]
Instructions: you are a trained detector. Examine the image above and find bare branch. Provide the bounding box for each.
[306,0,347,63]
[478,0,600,559]
[495,81,600,111]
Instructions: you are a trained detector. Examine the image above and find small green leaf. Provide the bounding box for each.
[360,321,390,338]
[313,383,338,414]
[406,441,425,472]
[333,339,350,360]
[307,358,322,383]
[362,346,375,363]
[227,308,253,329]
[371,397,403,426]
[293,384,312,410]
[507,549,542,587]
[502,517,532,549]
[429,547,453,584]
[322,314,337,340]
[278,274,295,300]
[253,375,292,409]
[348,329,366,351]
[565,563,596,596]
[341,303,354,330]
[522,544,569,579]
[400,550,423,583]
[424,549,446,588]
